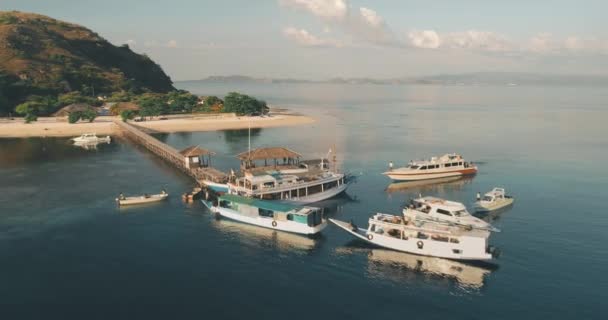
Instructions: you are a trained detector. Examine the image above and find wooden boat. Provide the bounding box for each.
[330,214,499,261]
[203,194,327,235]
[475,188,514,213]
[116,191,168,206]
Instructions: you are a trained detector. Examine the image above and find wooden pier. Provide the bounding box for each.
[113,120,228,185]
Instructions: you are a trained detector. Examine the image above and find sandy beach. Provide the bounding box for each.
[0,113,315,138]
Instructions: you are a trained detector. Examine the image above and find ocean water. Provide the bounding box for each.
[1,83,607,319]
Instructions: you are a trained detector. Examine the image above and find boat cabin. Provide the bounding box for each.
[217,194,324,227]
[406,154,469,170]
[408,196,470,217]
[180,146,215,169]
[483,188,507,202]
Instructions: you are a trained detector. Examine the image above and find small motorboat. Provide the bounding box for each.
[475,188,514,213]
[72,133,111,144]
[116,190,168,206]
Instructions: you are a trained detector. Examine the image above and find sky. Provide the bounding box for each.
[2,0,608,80]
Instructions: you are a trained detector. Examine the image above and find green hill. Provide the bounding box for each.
[0,11,175,115]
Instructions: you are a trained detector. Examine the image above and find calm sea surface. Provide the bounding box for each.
[1,83,607,319]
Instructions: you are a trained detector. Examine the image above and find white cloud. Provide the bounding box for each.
[527,33,554,53]
[283,27,340,47]
[279,0,347,20]
[166,40,178,48]
[124,39,137,46]
[443,31,512,52]
[280,0,395,46]
[407,30,441,49]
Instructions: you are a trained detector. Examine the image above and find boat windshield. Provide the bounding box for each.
[409,165,420,169]
[453,209,469,217]
[483,196,493,202]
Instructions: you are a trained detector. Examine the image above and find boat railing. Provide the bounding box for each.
[235,174,343,193]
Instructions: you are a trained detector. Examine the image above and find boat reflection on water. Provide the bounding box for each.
[474,204,514,223]
[336,241,497,290]
[209,216,322,253]
[385,176,474,194]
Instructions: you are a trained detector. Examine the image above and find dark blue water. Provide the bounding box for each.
[1,84,607,319]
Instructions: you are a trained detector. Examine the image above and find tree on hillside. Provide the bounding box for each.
[58,91,99,107]
[14,95,59,121]
[167,90,198,113]
[137,93,166,119]
[200,95,223,112]
[223,92,268,115]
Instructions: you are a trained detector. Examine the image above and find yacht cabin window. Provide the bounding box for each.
[436,208,453,216]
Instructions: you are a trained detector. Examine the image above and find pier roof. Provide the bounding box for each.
[237,147,301,160]
[179,146,215,157]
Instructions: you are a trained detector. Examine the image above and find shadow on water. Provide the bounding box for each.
[314,192,359,216]
[385,176,475,195]
[208,216,325,255]
[473,203,515,223]
[223,128,262,153]
[337,239,498,290]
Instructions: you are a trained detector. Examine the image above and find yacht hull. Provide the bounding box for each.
[330,218,493,261]
[384,168,477,181]
[475,198,514,213]
[212,206,327,235]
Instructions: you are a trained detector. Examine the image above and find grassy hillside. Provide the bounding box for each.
[0,11,175,115]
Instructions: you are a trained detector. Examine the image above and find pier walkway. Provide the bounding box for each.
[113,120,228,185]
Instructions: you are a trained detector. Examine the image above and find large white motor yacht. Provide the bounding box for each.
[404,196,499,232]
[384,153,477,181]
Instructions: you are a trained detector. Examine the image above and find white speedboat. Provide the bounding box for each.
[72,133,111,144]
[203,194,327,235]
[404,196,499,232]
[475,188,514,213]
[116,191,168,206]
[384,153,477,181]
[330,214,498,261]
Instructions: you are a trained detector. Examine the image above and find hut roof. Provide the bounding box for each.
[179,146,215,157]
[52,103,94,117]
[237,147,301,160]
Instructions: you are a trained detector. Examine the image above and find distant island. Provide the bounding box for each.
[180,73,608,86]
[0,11,268,121]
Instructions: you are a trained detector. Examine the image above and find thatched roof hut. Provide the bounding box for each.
[179,146,215,157]
[237,147,301,161]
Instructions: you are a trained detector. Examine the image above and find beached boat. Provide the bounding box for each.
[383,153,477,181]
[330,213,498,261]
[203,194,327,235]
[475,188,514,213]
[116,191,168,206]
[72,133,111,144]
[228,147,349,204]
[404,196,499,232]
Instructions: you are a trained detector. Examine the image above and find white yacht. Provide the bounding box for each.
[404,196,499,232]
[330,213,498,261]
[228,147,349,204]
[384,153,477,181]
[204,194,327,235]
[475,188,514,213]
[71,133,111,144]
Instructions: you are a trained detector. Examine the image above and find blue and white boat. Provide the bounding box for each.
[203,194,327,235]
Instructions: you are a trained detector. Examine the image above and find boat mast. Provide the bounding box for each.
[248,119,251,168]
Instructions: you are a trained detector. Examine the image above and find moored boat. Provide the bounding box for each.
[116,190,168,206]
[72,133,111,144]
[383,153,477,181]
[330,213,498,261]
[475,188,514,213]
[404,196,499,232]
[204,194,327,235]
[228,147,350,204]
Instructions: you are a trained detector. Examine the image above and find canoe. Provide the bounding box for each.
[116,193,168,206]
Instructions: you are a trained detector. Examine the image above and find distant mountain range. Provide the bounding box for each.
[180,73,608,86]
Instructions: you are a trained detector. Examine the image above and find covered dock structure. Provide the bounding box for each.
[237,147,302,171]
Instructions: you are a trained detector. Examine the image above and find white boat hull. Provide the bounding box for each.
[203,181,229,193]
[212,206,327,235]
[117,193,168,206]
[330,219,493,261]
[72,136,111,144]
[284,183,348,204]
[475,197,514,213]
[384,168,476,181]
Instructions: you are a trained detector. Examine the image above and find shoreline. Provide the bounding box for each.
[0,113,315,138]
